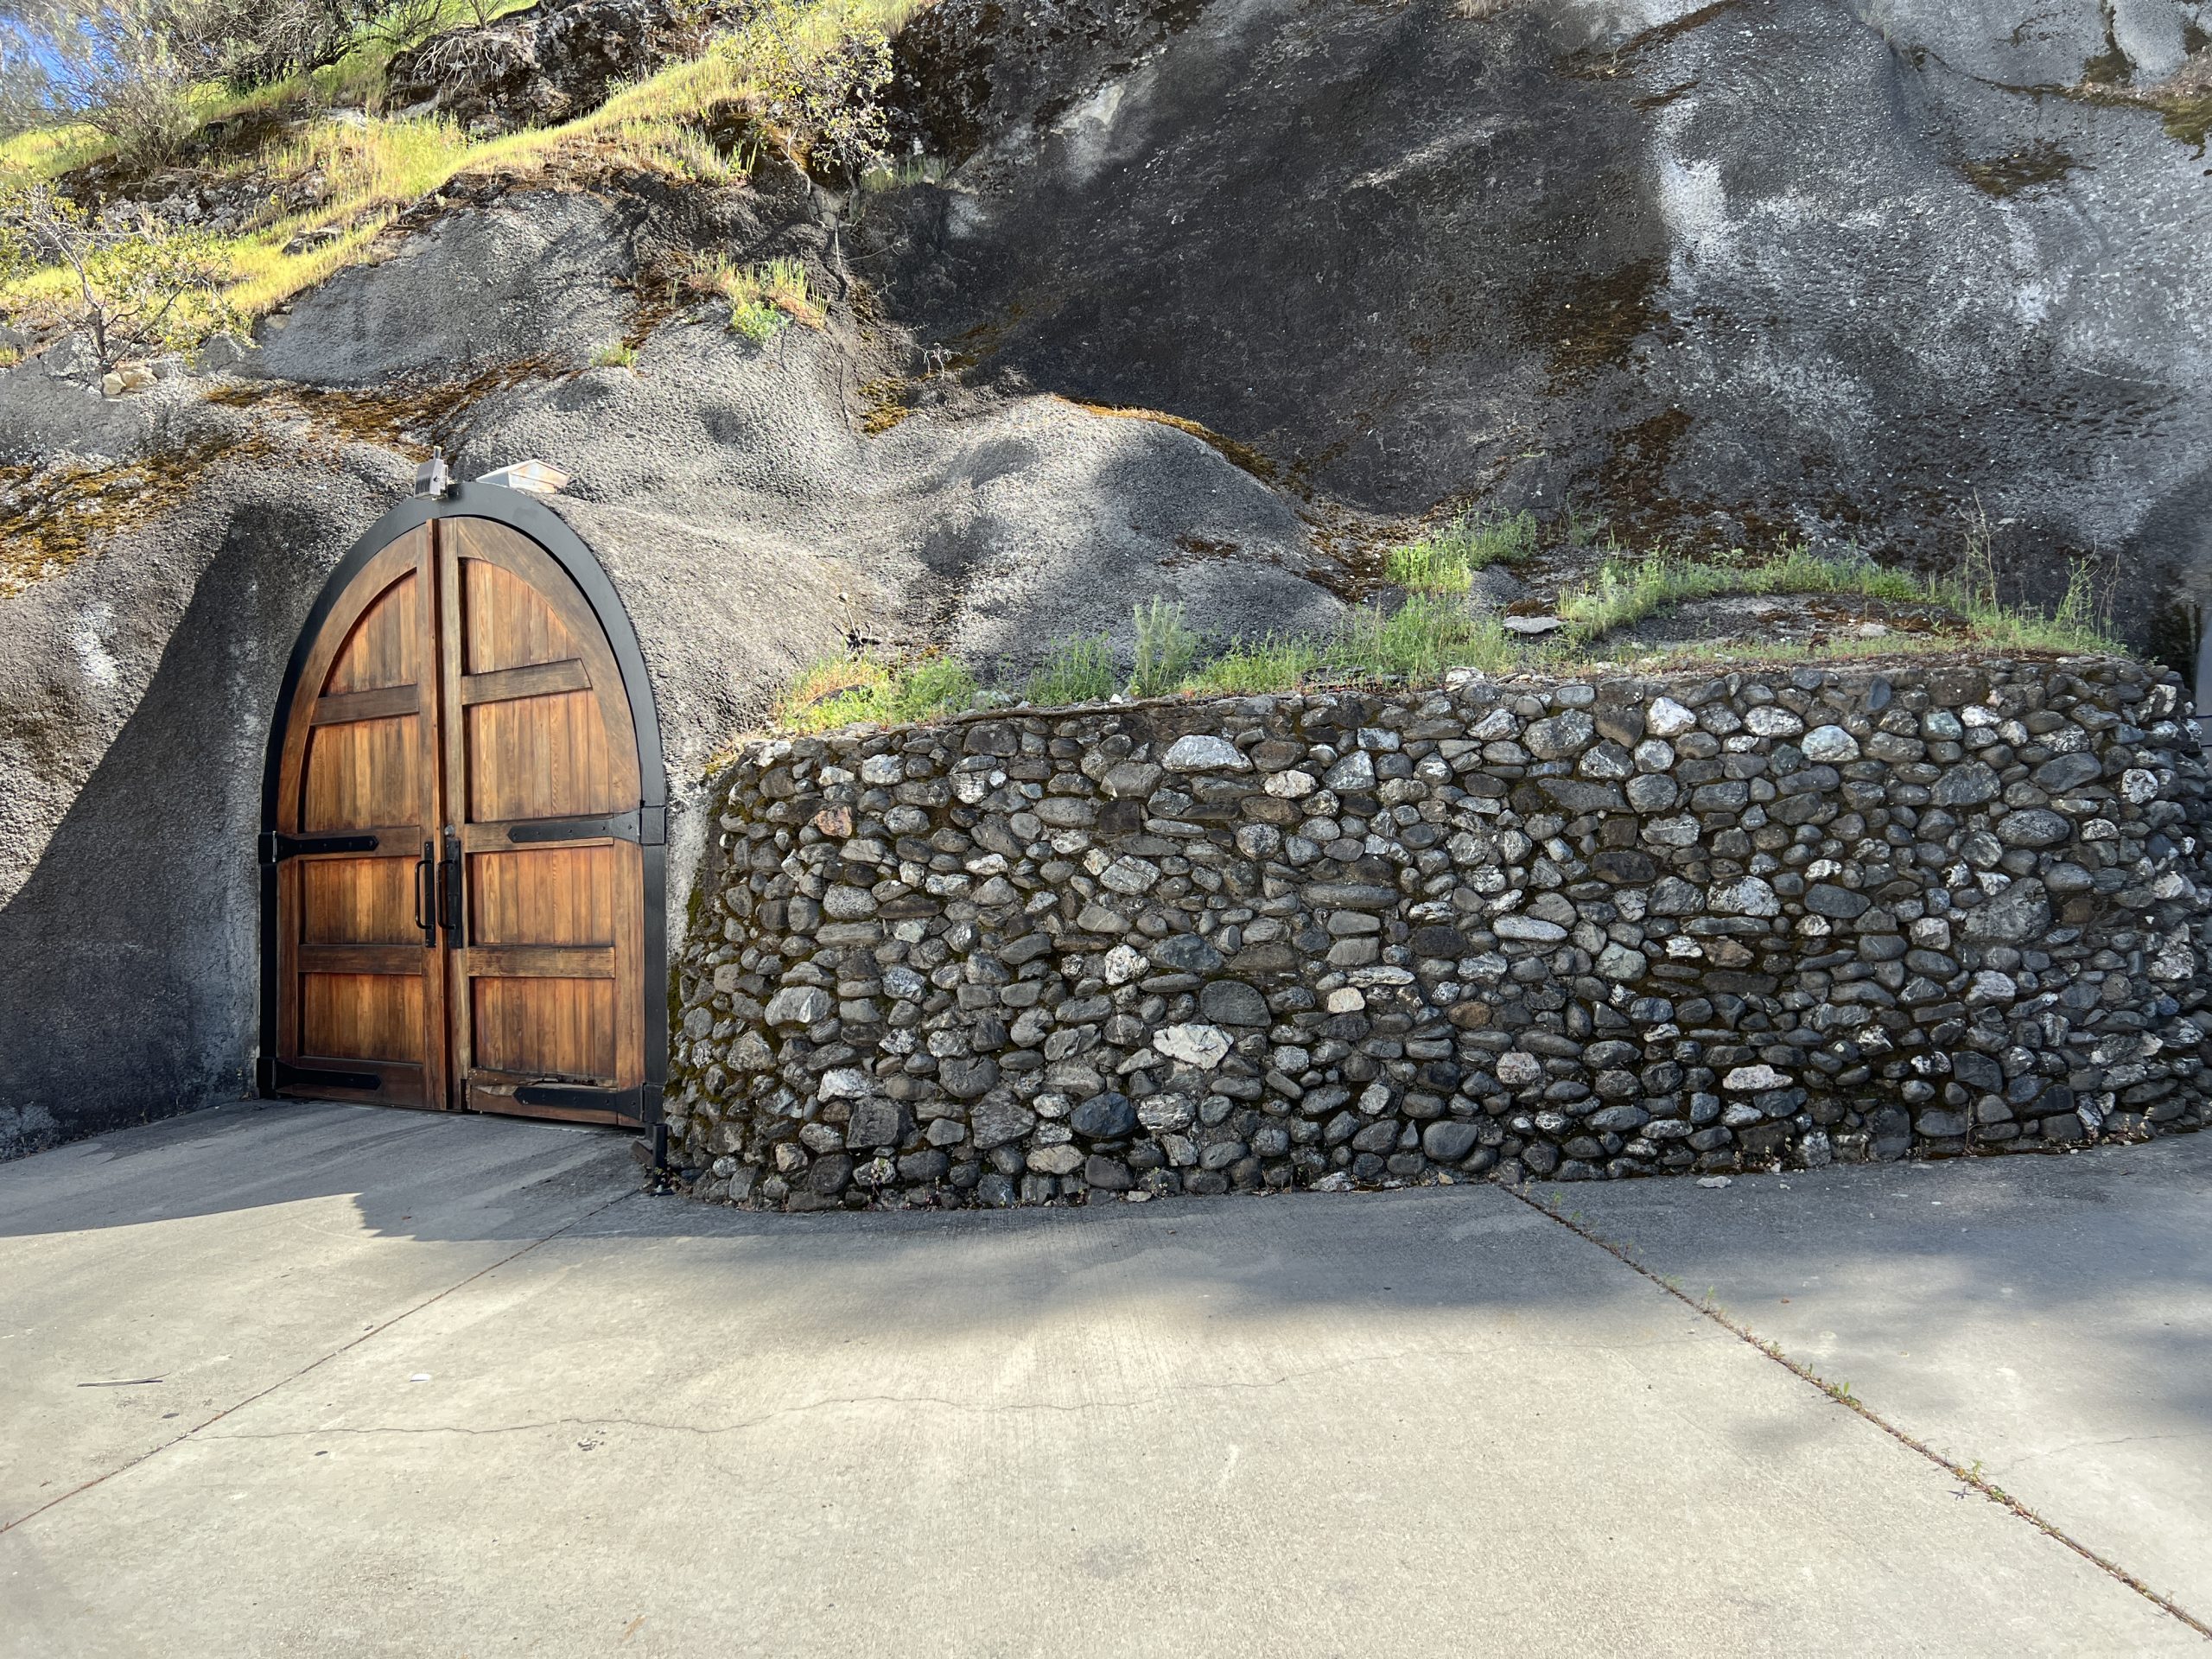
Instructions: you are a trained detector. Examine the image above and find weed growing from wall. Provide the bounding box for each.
[1130,597,1198,698]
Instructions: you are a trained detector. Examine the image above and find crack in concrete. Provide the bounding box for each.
[0,1184,638,1537]
[2008,1430,2210,1466]
[193,1340,1556,1441]
[1503,1179,2212,1642]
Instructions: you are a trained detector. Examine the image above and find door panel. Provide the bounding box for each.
[470,977,616,1079]
[270,515,646,1124]
[299,858,419,945]
[270,529,444,1109]
[463,691,615,823]
[302,972,426,1062]
[302,716,425,831]
[469,847,617,946]
[440,517,645,1123]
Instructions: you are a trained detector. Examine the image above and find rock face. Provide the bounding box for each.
[669,658,2212,1209]
[875,0,2212,643]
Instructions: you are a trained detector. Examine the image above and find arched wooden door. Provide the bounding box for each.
[266,513,651,1126]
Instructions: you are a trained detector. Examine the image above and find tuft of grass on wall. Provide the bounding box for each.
[1556,537,2120,657]
[1025,634,1117,706]
[1129,596,1198,698]
[1326,595,1517,683]
[1184,633,1324,696]
[1558,544,1924,642]
[772,650,978,734]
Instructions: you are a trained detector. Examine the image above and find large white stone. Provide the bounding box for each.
[1744,705,1804,737]
[1495,914,1568,943]
[1723,1065,1787,1091]
[1154,1023,1232,1069]
[1162,734,1249,772]
[1646,697,1697,736]
[1802,724,1861,763]
[1709,877,1780,917]
[1495,1051,1543,1086]
[764,985,832,1027]
[1103,944,1148,985]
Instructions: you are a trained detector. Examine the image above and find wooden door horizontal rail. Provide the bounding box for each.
[462,944,617,977]
[459,658,591,706]
[311,685,422,725]
[296,943,432,975]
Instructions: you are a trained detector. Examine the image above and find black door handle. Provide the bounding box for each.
[414,842,435,945]
[439,829,464,942]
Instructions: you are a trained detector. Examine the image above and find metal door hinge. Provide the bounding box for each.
[507,804,665,846]
[512,1081,653,1122]
[261,830,380,864]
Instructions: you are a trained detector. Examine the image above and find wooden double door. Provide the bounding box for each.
[267,516,649,1124]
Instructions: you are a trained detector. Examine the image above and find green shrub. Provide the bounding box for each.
[1026,634,1116,706]
[1129,596,1198,698]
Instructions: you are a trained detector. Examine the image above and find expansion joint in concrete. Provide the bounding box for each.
[1499,1179,2212,1642]
[0,1186,634,1538]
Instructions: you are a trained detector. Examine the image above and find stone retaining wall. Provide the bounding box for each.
[667,657,2212,1210]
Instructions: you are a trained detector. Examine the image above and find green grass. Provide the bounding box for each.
[590,338,638,368]
[1130,596,1199,698]
[763,530,2124,736]
[1184,634,1324,696]
[772,651,979,734]
[1384,508,1540,593]
[1555,540,2119,657]
[1325,595,1516,682]
[1558,545,1926,641]
[768,595,1520,733]
[1026,634,1117,706]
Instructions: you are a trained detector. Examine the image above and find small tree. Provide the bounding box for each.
[0,185,238,371]
[744,0,893,188]
[0,1,204,159]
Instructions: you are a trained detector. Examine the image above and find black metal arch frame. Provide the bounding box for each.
[256,481,669,1136]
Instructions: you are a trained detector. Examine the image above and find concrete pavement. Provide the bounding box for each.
[2,1101,2206,1656]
